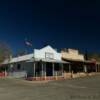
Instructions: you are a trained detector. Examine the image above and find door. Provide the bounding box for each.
[46,62,53,76]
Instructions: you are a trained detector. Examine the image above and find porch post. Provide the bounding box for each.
[33,62,36,77]
[61,63,64,76]
[96,64,98,73]
[98,64,100,72]
[69,64,71,73]
[84,65,87,73]
[98,64,99,72]
[42,62,44,77]
[44,62,46,80]
[52,63,55,76]
[69,64,73,78]
[4,67,6,77]
[10,64,14,76]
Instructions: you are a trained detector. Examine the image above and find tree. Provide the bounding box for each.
[84,50,88,60]
[87,53,100,62]
[14,49,26,57]
[0,42,12,63]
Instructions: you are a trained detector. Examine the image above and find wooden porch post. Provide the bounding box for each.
[33,62,36,77]
[10,64,14,76]
[4,66,6,77]
[44,62,46,80]
[61,63,64,76]
[42,62,44,77]
[96,64,98,73]
[98,64,100,72]
[84,65,87,73]
[69,64,73,78]
[69,64,71,73]
[52,63,55,76]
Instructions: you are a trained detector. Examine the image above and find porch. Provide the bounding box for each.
[26,59,70,80]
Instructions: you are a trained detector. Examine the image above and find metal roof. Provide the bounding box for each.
[27,58,69,64]
[2,54,34,64]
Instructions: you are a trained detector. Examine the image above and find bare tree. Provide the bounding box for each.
[0,42,12,63]
[87,53,100,62]
[15,49,26,57]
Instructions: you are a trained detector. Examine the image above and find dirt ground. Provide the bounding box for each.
[0,75,100,100]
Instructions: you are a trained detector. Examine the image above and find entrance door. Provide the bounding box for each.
[46,62,53,76]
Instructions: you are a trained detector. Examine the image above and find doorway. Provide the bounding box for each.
[46,62,53,76]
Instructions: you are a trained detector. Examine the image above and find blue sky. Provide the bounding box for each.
[0,0,98,54]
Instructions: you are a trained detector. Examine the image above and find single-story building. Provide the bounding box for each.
[1,46,100,80]
[1,45,69,80]
[61,48,100,78]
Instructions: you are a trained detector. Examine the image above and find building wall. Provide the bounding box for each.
[61,49,84,61]
[34,45,61,60]
[8,62,34,78]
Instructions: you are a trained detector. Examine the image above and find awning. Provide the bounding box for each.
[62,57,84,62]
[62,58,96,65]
[26,58,69,64]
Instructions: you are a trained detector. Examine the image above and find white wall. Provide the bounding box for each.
[34,45,61,60]
[2,45,61,64]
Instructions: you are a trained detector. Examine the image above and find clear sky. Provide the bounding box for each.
[0,0,98,54]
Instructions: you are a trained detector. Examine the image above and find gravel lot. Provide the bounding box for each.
[0,75,100,100]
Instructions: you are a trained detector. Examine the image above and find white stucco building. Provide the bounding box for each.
[2,45,68,79]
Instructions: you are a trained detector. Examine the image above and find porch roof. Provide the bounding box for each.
[62,58,84,63]
[62,58,96,64]
[2,54,34,64]
[27,58,69,64]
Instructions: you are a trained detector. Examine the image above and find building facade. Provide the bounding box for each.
[61,48,100,78]
[1,46,100,80]
[1,45,69,80]
[61,48,84,61]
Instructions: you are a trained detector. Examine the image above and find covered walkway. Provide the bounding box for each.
[26,58,70,81]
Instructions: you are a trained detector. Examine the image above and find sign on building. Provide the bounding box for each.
[45,52,54,59]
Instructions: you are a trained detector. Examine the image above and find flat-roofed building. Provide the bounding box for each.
[61,48,98,78]
[61,48,84,61]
